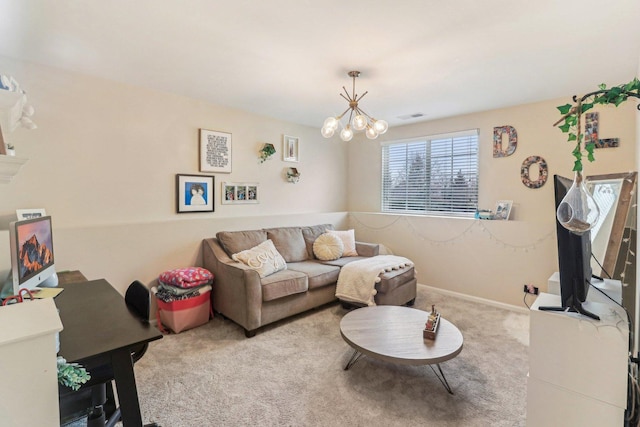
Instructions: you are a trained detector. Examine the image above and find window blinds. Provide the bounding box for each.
[381,130,479,217]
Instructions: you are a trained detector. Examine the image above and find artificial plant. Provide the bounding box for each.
[259,143,276,163]
[57,356,90,391]
[554,78,640,172]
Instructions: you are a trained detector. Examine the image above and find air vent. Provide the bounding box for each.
[397,113,425,120]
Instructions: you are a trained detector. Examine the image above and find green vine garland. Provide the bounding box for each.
[555,78,640,172]
[57,356,90,391]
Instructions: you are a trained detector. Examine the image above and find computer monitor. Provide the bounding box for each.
[3,215,57,297]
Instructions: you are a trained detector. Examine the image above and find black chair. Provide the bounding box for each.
[61,280,158,427]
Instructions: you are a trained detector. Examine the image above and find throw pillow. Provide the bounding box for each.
[313,232,344,261]
[232,239,287,278]
[328,229,358,257]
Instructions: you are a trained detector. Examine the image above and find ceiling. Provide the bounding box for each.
[1,0,639,129]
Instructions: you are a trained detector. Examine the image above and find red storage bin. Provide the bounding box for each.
[155,289,212,333]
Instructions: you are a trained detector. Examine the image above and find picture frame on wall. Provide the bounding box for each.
[200,129,232,173]
[176,174,215,213]
[16,208,47,220]
[221,182,259,204]
[494,200,513,220]
[283,135,299,162]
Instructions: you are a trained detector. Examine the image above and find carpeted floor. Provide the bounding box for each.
[66,284,530,426]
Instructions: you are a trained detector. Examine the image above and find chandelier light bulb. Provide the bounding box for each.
[321,126,335,138]
[365,126,379,140]
[373,119,388,134]
[340,126,353,142]
[352,114,367,131]
[323,116,339,131]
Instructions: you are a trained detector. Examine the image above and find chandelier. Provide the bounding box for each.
[321,71,388,141]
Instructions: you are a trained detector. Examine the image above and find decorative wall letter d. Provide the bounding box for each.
[493,126,518,158]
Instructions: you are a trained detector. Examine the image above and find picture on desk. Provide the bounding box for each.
[16,219,54,279]
[176,174,214,213]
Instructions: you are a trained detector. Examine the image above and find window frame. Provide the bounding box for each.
[381,129,479,218]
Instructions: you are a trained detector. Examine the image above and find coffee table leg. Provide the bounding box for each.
[344,349,363,370]
[429,364,454,394]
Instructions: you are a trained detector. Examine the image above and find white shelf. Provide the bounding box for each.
[0,154,28,183]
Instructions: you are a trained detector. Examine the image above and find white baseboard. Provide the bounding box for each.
[419,283,530,315]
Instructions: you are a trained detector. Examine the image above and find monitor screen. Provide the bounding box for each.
[8,215,56,295]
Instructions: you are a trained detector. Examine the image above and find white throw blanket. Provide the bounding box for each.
[335,255,413,306]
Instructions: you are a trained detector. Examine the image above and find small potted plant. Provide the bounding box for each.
[259,143,276,163]
[57,356,90,391]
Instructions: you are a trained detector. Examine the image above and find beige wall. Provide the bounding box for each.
[1,55,638,307]
[0,56,349,294]
[347,98,637,306]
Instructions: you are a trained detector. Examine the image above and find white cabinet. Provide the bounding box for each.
[0,298,63,426]
[527,292,628,426]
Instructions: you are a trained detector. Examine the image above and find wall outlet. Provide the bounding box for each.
[523,284,539,295]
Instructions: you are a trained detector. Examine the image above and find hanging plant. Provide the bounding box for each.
[259,143,276,163]
[554,78,640,172]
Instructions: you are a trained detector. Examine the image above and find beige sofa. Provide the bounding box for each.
[202,224,417,337]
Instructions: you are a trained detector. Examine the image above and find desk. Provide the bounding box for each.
[56,278,163,426]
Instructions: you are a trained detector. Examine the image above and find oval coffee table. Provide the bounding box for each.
[340,305,464,394]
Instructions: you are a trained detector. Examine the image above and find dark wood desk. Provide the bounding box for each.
[56,278,163,426]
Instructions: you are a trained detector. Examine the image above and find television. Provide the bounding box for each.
[539,175,599,320]
[2,215,58,298]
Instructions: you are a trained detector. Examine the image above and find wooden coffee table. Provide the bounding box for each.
[340,305,464,394]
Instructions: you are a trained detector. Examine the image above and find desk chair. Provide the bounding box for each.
[84,280,158,427]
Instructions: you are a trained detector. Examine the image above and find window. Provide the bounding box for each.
[381,129,479,217]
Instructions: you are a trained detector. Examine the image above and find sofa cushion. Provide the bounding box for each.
[302,224,334,259]
[264,227,308,262]
[217,229,267,257]
[328,229,358,256]
[231,239,287,278]
[312,232,344,261]
[287,261,340,290]
[261,269,308,301]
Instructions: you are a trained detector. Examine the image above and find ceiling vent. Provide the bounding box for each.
[397,113,425,120]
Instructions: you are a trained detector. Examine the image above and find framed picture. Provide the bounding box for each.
[200,129,232,173]
[16,208,47,220]
[176,174,214,213]
[494,200,513,220]
[221,182,259,204]
[283,135,299,162]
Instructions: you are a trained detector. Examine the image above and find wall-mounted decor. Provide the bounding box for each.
[585,112,620,149]
[283,135,299,162]
[259,143,276,163]
[200,129,232,173]
[176,174,214,213]
[16,208,46,220]
[286,167,300,183]
[494,200,513,220]
[520,155,548,189]
[222,182,259,204]
[493,125,517,158]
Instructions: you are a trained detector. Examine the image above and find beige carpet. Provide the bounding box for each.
[127,284,529,427]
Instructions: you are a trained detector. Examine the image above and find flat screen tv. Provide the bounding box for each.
[539,175,599,320]
[3,215,57,298]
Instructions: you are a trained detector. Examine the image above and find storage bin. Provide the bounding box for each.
[155,289,212,333]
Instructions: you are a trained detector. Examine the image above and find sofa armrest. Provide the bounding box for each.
[202,238,263,331]
[355,241,379,257]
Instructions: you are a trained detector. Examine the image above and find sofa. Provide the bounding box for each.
[202,224,417,337]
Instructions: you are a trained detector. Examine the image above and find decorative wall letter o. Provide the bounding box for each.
[493,125,518,158]
[521,156,548,189]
